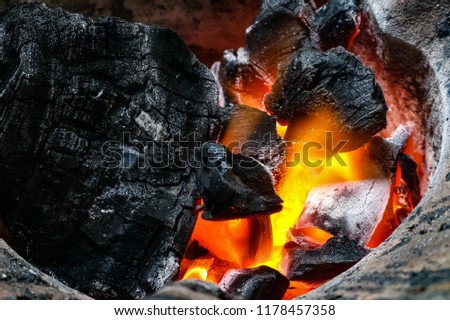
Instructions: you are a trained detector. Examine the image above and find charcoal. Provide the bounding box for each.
[246,0,312,82]
[197,142,283,220]
[281,236,370,282]
[219,265,290,300]
[147,279,237,300]
[218,104,285,173]
[0,4,220,299]
[398,153,421,206]
[216,48,271,109]
[266,47,388,152]
[310,0,363,50]
[296,125,412,246]
[368,124,413,172]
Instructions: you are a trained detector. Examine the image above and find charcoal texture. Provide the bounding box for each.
[197,142,283,221]
[246,0,311,82]
[0,4,219,299]
[266,47,388,151]
[282,236,370,282]
[147,279,236,300]
[218,104,285,173]
[219,265,290,300]
[310,0,363,50]
[398,153,421,206]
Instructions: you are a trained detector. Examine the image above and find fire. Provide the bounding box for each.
[368,138,419,248]
[182,113,364,287]
[181,107,421,298]
[276,123,288,138]
[189,216,272,268]
[295,226,333,244]
[266,161,314,269]
[182,259,213,281]
[266,141,358,269]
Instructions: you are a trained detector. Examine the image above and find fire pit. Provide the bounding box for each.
[0,0,449,300]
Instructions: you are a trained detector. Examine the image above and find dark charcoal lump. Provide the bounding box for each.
[218,104,285,173]
[281,236,370,282]
[266,47,388,151]
[398,153,421,207]
[246,0,312,82]
[219,265,290,300]
[0,4,219,299]
[147,279,237,300]
[310,0,363,50]
[197,142,283,221]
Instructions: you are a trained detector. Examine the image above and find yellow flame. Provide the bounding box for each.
[182,258,214,281]
[276,124,288,138]
[264,163,315,270]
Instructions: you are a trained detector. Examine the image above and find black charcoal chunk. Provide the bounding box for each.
[246,0,312,82]
[398,153,421,206]
[266,47,387,151]
[219,265,290,300]
[218,104,285,173]
[281,236,370,282]
[197,142,283,221]
[147,279,237,300]
[311,0,363,50]
[0,4,219,299]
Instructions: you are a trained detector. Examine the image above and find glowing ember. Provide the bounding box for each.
[190,216,272,268]
[179,0,425,299]
[182,258,214,281]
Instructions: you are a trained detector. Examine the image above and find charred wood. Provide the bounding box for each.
[218,104,285,173]
[147,279,237,300]
[0,4,220,299]
[398,153,421,207]
[197,142,283,221]
[266,47,388,152]
[246,0,312,83]
[281,236,370,282]
[310,0,363,50]
[219,265,290,300]
[368,124,413,172]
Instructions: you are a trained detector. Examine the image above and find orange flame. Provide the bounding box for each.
[182,259,213,281]
[181,107,422,300]
[368,147,418,248]
[190,216,273,268]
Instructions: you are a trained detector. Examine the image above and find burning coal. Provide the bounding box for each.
[180,0,423,300]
